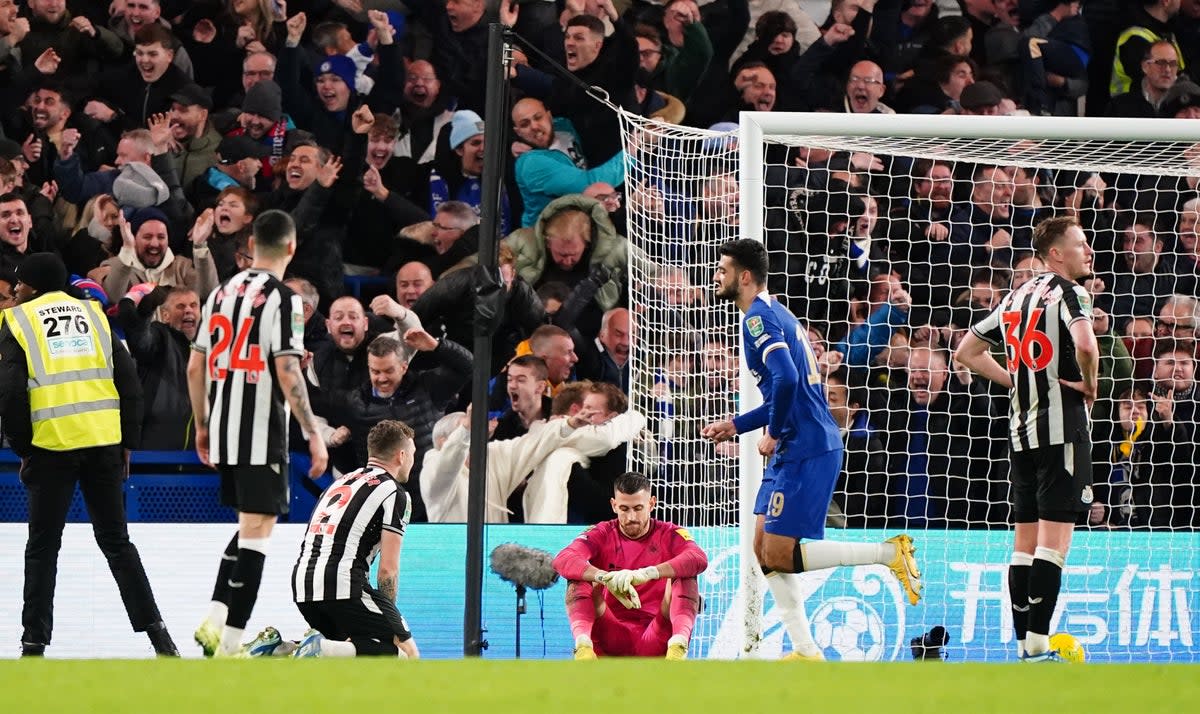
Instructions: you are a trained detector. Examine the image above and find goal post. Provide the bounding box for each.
[621,108,1200,661]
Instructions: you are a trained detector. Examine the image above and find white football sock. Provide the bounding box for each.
[799,541,893,571]
[574,634,593,648]
[219,626,244,655]
[320,639,357,657]
[1025,633,1051,656]
[1016,639,1026,658]
[206,601,229,629]
[766,573,820,657]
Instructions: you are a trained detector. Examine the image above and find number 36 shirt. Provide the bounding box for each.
[970,272,1091,452]
[193,269,305,465]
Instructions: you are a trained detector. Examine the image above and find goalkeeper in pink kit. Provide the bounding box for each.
[553,472,708,659]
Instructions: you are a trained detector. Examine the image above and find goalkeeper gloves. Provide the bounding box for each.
[609,566,661,592]
[595,570,641,610]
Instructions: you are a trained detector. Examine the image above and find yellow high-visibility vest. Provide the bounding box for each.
[1110,26,1185,96]
[6,292,121,451]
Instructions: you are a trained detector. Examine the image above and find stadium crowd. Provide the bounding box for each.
[0,0,1196,530]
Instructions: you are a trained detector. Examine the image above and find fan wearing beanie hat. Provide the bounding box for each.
[98,207,218,303]
[315,55,358,113]
[429,109,510,232]
[449,110,485,151]
[13,252,69,301]
[241,80,284,127]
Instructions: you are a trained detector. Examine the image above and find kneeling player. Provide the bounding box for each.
[290,420,420,658]
[553,473,709,659]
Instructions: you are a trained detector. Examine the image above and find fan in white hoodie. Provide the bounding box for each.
[422,408,647,523]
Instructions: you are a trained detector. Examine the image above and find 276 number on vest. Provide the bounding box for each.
[42,314,90,337]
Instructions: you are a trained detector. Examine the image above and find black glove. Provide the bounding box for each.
[589,263,612,285]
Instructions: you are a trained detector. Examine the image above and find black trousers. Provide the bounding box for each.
[21,445,162,646]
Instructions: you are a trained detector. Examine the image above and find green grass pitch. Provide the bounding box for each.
[2,660,1197,712]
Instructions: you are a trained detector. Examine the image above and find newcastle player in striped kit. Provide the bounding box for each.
[187,209,329,657]
[955,215,1098,661]
[288,419,419,658]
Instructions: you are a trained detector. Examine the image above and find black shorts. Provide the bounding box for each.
[1010,439,1093,524]
[296,587,412,645]
[218,463,289,516]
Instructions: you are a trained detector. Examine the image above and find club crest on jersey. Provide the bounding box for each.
[747,316,764,337]
[1081,486,1093,504]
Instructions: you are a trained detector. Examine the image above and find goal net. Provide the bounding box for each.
[620,110,1200,662]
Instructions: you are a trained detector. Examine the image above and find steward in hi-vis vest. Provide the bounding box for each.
[0,252,179,658]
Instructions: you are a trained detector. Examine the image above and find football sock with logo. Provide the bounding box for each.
[221,537,269,654]
[669,577,700,642]
[1025,546,1065,655]
[794,541,893,572]
[1009,551,1033,656]
[207,533,239,627]
[765,572,820,657]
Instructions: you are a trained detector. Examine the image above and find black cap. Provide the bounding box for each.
[218,135,271,164]
[960,80,1004,110]
[170,83,213,110]
[1161,80,1200,118]
[0,138,22,162]
[16,253,68,295]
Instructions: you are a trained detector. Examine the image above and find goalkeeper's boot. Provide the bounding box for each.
[573,643,597,660]
[885,534,923,605]
[294,630,323,658]
[245,626,283,657]
[194,620,221,658]
[782,650,825,662]
[664,642,688,660]
[1020,649,1065,663]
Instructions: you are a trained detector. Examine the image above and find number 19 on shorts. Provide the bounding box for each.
[769,491,785,517]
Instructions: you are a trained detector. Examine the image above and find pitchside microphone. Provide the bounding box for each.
[491,544,560,658]
[490,543,560,591]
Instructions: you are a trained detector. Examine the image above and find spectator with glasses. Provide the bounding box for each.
[633,13,711,104]
[843,60,893,114]
[396,60,452,166]
[1106,41,1180,118]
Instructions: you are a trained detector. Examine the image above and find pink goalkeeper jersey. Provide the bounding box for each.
[554,519,708,623]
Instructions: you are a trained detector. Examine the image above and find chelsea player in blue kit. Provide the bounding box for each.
[701,240,923,660]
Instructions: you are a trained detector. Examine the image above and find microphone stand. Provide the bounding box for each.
[514,583,527,659]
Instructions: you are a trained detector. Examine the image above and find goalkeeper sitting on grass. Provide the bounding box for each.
[553,472,708,659]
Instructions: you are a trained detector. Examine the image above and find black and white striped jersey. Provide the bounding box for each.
[293,466,411,603]
[192,269,304,465]
[972,271,1092,452]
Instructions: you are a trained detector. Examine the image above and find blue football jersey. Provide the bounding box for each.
[742,293,841,455]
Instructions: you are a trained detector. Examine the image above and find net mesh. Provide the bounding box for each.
[620,110,1200,661]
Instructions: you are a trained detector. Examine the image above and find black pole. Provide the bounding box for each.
[464,21,510,657]
[515,584,526,659]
